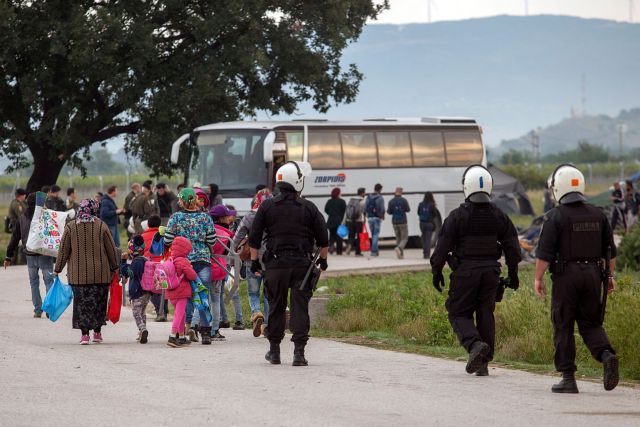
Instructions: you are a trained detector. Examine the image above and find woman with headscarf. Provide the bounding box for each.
[54,199,119,344]
[324,188,346,255]
[164,188,218,344]
[232,188,273,337]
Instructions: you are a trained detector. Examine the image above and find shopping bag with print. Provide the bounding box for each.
[41,276,73,322]
[359,223,371,252]
[26,192,68,257]
[107,273,122,324]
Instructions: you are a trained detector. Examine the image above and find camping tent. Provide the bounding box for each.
[488,164,535,216]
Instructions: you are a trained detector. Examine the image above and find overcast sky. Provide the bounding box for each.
[374,0,636,24]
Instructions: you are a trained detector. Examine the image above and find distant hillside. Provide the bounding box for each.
[275,15,640,146]
[494,108,640,158]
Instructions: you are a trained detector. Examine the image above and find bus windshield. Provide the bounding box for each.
[190,130,268,198]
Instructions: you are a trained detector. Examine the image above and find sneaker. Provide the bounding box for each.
[80,335,90,345]
[139,329,148,344]
[167,335,181,348]
[394,247,402,259]
[233,321,245,330]
[188,327,199,342]
[252,314,264,337]
[212,331,226,341]
[34,311,42,318]
[92,332,103,343]
[219,320,231,329]
[155,314,167,322]
[178,336,191,346]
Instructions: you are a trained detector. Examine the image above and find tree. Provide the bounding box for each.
[0,1,388,191]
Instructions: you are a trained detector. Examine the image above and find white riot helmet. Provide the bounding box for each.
[462,165,493,202]
[549,164,586,204]
[275,161,312,192]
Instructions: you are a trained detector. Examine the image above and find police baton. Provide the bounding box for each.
[299,248,322,291]
[600,246,611,324]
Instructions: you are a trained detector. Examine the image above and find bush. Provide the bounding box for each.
[617,225,640,270]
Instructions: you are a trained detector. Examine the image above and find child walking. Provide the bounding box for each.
[120,235,151,344]
[166,236,198,347]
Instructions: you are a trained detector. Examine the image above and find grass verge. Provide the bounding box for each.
[314,265,640,383]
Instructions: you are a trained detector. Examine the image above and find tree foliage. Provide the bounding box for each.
[0,1,387,191]
[543,140,610,164]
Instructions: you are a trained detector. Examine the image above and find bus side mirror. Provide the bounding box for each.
[170,134,190,165]
[263,131,276,163]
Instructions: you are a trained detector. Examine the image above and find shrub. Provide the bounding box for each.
[617,225,640,270]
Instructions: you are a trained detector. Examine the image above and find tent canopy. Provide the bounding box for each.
[488,164,535,216]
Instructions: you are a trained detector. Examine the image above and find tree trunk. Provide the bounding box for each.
[26,151,65,193]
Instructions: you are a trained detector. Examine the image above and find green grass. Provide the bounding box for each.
[314,266,640,381]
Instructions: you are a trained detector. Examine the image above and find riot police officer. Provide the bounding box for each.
[430,165,521,376]
[535,164,618,393]
[249,161,329,366]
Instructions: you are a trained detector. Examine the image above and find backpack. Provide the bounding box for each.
[365,195,379,217]
[345,198,361,222]
[141,259,160,293]
[154,259,180,290]
[418,203,432,223]
[391,199,404,222]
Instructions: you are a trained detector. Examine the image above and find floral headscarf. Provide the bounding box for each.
[128,235,145,258]
[252,188,273,211]
[76,198,100,224]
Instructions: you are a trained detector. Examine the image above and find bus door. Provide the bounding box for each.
[269,128,305,189]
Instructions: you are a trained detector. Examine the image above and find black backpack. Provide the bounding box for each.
[365,195,379,217]
[345,198,361,222]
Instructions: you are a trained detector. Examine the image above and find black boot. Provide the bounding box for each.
[466,341,490,374]
[552,372,579,393]
[200,326,212,345]
[292,343,308,366]
[265,342,281,364]
[475,361,489,376]
[602,350,619,391]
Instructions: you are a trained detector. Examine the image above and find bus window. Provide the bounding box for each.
[410,132,446,167]
[376,132,412,167]
[444,131,483,166]
[341,131,377,168]
[286,132,304,161]
[308,131,343,169]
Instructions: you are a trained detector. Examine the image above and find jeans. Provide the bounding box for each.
[420,222,436,257]
[220,280,243,323]
[186,262,212,328]
[108,224,120,248]
[393,223,409,252]
[26,255,54,313]
[246,265,269,324]
[368,217,382,255]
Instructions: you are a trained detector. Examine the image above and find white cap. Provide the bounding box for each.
[549,164,585,203]
[275,161,312,192]
[462,165,493,202]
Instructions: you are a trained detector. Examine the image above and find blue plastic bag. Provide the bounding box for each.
[337,224,349,239]
[41,276,73,322]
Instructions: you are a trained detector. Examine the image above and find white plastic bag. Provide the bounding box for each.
[26,204,68,257]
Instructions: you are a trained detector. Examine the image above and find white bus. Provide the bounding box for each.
[170,118,486,245]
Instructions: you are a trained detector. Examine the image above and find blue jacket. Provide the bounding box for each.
[121,256,147,299]
[100,194,119,226]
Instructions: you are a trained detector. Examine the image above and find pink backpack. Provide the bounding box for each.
[141,260,161,294]
[153,259,180,290]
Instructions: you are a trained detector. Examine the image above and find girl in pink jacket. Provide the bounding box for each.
[165,236,198,347]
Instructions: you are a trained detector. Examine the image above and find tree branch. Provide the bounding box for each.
[92,121,140,142]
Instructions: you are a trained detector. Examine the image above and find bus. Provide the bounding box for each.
[170,118,486,245]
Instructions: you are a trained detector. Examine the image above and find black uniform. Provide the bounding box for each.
[536,200,616,374]
[248,188,328,346]
[430,202,520,360]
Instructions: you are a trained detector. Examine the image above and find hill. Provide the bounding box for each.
[274,15,640,147]
[495,108,640,158]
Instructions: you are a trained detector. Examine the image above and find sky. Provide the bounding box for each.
[374,0,636,24]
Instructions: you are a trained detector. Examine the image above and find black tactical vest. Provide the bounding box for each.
[263,192,315,256]
[455,203,500,260]
[556,203,603,261]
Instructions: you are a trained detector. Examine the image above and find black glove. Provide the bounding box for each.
[432,270,445,293]
[316,257,328,271]
[250,259,261,274]
[507,271,519,290]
